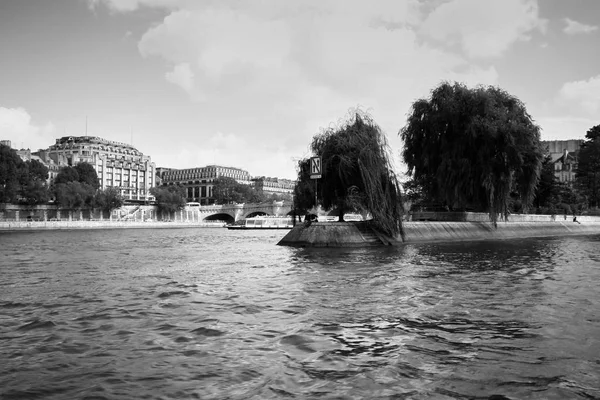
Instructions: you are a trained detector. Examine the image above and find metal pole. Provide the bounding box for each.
[315,179,317,210]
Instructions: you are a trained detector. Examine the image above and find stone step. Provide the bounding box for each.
[355,222,385,245]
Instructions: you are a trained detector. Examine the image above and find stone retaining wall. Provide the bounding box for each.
[0,220,226,231]
[278,220,600,247]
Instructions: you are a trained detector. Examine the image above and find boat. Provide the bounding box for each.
[226,215,295,230]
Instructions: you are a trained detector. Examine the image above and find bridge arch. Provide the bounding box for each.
[203,213,234,224]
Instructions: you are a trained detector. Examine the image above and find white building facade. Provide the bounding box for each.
[43,136,156,202]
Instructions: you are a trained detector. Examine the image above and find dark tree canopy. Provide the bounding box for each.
[54,163,99,189]
[212,177,265,205]
[293,158,316,214]
[21,180,50,205]
[400,82,544,226]
[94,187,124,212]
[150,185,187,215]
[25,159,49,182]
[575,124,600,208]
[295,111,403,237]
[75,163,100,189]
[54,166,80,185]
[533,152,558,209]
[54,182,96,209]
[0,144,28,203]
[0,145,50,204]
[585,124,600,141]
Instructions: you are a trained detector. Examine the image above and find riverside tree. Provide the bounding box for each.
[94,187,124,214]
[54,163,100,189]
[400,82,544,226]
[150,185,186,218]
[212,177,266,204]
[575,124,600,208]
[295,110,404,238]
[0,144,28,203]
[52,163,99,209]
[0,144,50,204]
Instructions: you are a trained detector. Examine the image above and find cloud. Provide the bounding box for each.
[557,75,600,115]
[0,107,56,151]
[563,18,598,35]
[420,0,547,58]
[165,63,194,93]
[134,1,498,112]
[87,0,526,176]
[87,0,180,12]
[152,132,299,178]
[537,116,598,140]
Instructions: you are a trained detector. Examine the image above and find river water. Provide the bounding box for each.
[1,228,599,400]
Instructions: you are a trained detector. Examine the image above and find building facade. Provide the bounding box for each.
[541,139,584,184]
[252,176,295,197]
[40,136,156,202]
[158,165,252,205]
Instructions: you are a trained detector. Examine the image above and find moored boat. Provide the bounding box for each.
[226,215,295,230]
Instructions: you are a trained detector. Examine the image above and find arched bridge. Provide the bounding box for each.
[185,201,292,223]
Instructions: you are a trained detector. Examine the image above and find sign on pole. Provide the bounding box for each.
[310,157,322,179]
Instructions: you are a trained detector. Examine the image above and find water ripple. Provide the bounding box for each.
[0,229,599,399]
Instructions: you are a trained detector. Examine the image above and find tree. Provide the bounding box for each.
[94,187,124,213]
[25,159,49,182]
[19,159,51,205]
[54,182,96,209]
[295,110,403,237]
[54,163,99,189]
[21,180,50,205]
[54,166,80,185]
[575,124,600,208]
[0,144,28,203]
[533,152,558,209]
[53,163,100,208]
[293,158,317,215]
[400,82,544,226]
[150,185,186,216]
[75,162,99,189]
[212,177,266,204]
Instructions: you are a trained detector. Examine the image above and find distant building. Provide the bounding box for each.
[541,139,584,184]
[252,176,295,197]
[15,148,31,162]
[159,165,252,205]
[39,136,156,202]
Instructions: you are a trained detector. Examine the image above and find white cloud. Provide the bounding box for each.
[421,0,547,58]
[557,75,600,115]
[0,107,56,151]
[134,1,498,112]
[87,0,181,12]
[563,18,598,35]
[88,0,522,177]
[165,63,194,93]
[153,132,299,178]
[537,116,598,140]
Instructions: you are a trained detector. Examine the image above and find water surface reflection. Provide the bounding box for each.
[1,229,599,399]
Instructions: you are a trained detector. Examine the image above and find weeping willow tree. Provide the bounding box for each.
[295,110,404,238]
[400,82,544,226]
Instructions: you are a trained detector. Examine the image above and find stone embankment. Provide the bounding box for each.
[278,214,600,247]
[0,221,225,231]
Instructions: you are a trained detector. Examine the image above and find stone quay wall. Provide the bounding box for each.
[279,214,600,247]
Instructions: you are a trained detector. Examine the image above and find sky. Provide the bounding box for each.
[1,0,599,180]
